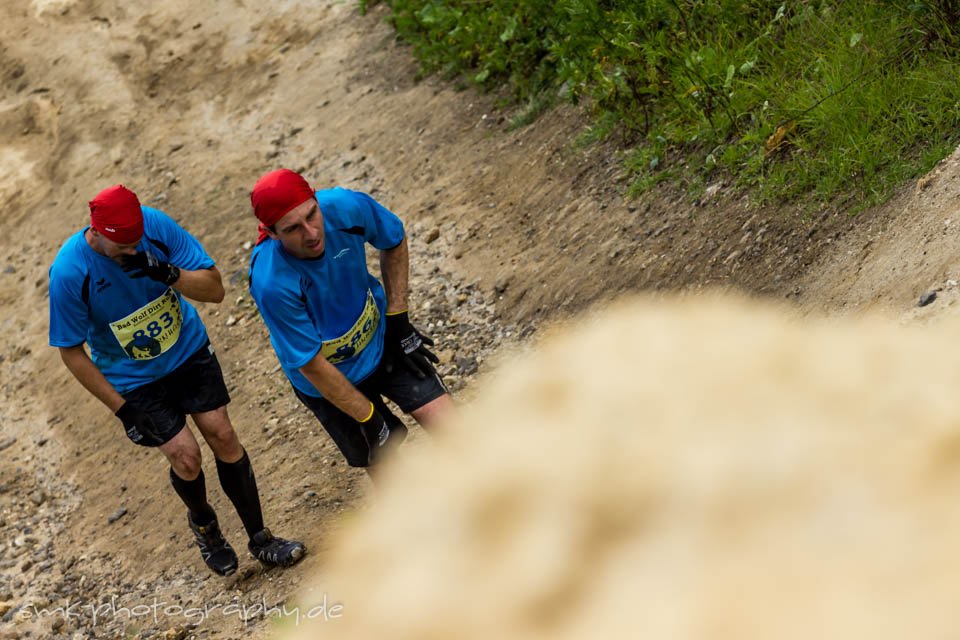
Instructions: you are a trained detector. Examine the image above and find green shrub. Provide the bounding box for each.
[368,0,960,207]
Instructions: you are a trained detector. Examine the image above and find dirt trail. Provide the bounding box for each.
[0,0,959,638]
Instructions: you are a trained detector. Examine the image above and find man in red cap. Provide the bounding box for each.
[248,169,454,478]
[49,184,305,576]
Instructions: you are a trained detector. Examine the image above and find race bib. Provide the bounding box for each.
[110,288,183,360]
[321,290,380,364]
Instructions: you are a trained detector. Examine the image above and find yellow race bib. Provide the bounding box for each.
[321,290,380,364]
[110,288,183,360]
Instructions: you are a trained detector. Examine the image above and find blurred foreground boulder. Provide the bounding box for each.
[284,295,960,639]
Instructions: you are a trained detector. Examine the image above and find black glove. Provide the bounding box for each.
[116,402,164,446]
[358,405,391,466]
[120,251,181,285]
[383,311,439,379]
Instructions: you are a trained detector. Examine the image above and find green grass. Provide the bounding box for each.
[361,0,960,208]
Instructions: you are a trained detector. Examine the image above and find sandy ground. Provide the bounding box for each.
[1,0,960,638]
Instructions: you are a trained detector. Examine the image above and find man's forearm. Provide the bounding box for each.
[299,353,372,421]
[380,237,409,313]
[172,266,225,303]
[59,346,125,412]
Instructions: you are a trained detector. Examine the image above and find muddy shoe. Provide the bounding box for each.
[188,513,238,577]
[248,528,306,567]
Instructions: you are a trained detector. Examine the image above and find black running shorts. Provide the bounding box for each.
[294,356,448,467]
[119,342,231,447]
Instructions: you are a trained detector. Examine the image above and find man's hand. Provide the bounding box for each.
[121,252,181,285]
[115,402,165,446]
[383,311,439,379]
[359,405,390,465]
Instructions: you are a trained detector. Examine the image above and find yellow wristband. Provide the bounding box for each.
[386,309,408,316]
[359,401,375,423]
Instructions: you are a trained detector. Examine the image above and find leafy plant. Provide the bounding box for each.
[367,0,960,208]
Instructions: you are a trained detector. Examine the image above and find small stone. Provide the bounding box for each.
[29,491,44,506]
[0,437,16,452]
[919,291,938,307]
[2,266,14,274]
[425,228,440,244]
[107,507,127,524]
[456,356,479,376]
[225,315,237,327]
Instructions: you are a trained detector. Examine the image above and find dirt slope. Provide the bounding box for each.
[0,0,958,638]
[796,146,960,322]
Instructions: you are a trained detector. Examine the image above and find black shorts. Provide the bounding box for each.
[294,357,448,467]
[120,342,231,447]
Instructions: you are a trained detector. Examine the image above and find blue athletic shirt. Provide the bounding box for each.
[248,188,405,398]
[48,207,215,393]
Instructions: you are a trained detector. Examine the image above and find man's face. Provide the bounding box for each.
[89,229,140,263]
[268,197,325,259]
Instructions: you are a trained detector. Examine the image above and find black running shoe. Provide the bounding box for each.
[187,513,238,577]
[248,528,306,567]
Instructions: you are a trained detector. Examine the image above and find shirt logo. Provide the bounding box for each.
[95,277,111,293]
[333,248,351,260]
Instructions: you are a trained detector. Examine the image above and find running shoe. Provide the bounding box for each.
[248,528,306,567]
[187,513,238,577]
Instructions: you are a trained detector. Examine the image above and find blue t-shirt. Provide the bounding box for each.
[48,207,215,393]
[249,188,405,398]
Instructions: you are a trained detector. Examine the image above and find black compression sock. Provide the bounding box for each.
[169,467,217,526]
[215,450,265,539]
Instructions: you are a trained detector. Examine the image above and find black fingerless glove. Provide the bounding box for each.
[116,402,164,446]
[383,311,439,379]
[120,251,181,285]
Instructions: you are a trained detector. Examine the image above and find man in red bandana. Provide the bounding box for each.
[49,184,305,576]
[248,169,455,478]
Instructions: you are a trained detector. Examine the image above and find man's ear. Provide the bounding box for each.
[264,225,279,240]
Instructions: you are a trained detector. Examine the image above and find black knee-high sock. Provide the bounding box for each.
[216,450,265,539]
[169,468,217,526]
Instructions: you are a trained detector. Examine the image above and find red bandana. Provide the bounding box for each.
[250,169,315,244]
[89,185,144,244]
